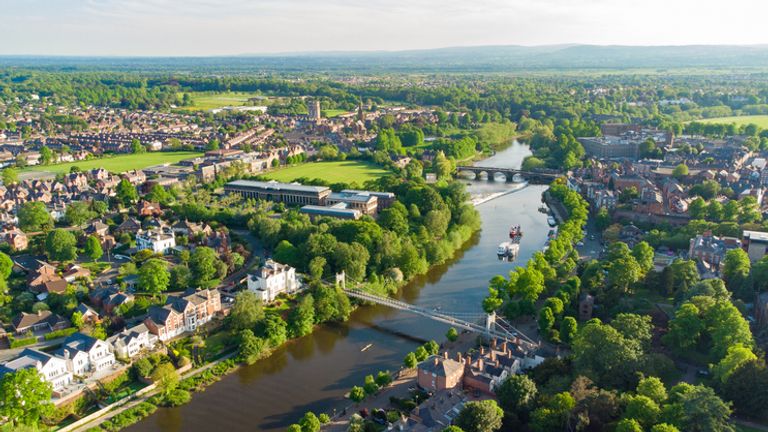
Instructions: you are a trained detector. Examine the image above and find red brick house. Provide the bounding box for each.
[144,288,222,341]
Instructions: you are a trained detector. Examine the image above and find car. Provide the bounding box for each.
[114,254,130,260]
[589,235,596,240]
[576,241,584,247]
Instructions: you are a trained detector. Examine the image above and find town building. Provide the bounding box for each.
[224,179,331,206]
[307,100,321,122]
[247,259,299,303]
[688,231,740,272]
[327,191,379,216]
[417,354,465,392]
[135,227,176,254]
[0,348,73,394]
[54,333,115,376]
[300,204,362,220]
[743,230,768,262]
[107,323,158,359]
[12,310,69,335]
[144,288,222,341]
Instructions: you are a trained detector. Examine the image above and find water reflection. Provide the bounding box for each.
[127,142,544,432]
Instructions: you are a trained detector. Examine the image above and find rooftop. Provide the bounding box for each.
[226,179,329,194]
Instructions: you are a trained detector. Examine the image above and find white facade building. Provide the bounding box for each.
[0,348,73,392]
[108,323,157,359]
[55,333,115,376]
[247,259,299,303]
[136,228,176,254]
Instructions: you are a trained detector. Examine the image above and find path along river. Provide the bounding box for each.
[128,142,550,432]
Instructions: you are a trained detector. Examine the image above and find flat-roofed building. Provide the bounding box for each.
[327,191,378,216]
[341,189,396,208]
[744,230,768,262]
[300,205,361,220]
[224,180,331,206]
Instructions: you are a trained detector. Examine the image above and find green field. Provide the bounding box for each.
[262,161,389,184]
[698,115,768,128]
[179,91,264,111]
[322,109,349,118]
[22,151,203,174]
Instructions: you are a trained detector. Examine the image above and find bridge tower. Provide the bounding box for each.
[485,311,496,333]
[335,271,346,290]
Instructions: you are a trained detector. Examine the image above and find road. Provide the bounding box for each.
[218,229,263,295]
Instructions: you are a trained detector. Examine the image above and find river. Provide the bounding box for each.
[127,142,549,432]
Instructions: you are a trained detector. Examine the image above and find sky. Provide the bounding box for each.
[2,0,768,56]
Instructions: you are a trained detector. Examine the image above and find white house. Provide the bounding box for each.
[0,348,72,392]
[108,323,157,359]
[55,333,115,376]
[246,259,299,303]
[136,227,176,254]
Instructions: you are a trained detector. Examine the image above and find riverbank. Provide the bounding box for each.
[126,141,545,432]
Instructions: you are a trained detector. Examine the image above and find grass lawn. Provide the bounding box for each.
[21,151,203,175]
[323,109,349,118]
[697,115,768,128]
[203,331,236,358]
[178,91,263,112]
[262,161,390,184]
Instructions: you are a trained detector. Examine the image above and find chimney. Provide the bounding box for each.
[490,350,496,362]
[491,339,497,350]
[501,341,508,354]
[63,349,70,360]
[480,346,485,355]
[456,352,463,363]
[443,351,449,359]
[433,357,439,366]
[477,358,484,370]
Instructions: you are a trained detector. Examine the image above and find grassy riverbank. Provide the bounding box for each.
[22,151,203,175]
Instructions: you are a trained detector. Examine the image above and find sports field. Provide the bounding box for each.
[262,161,389,184]
[22,151,203,174]
[323,109,349,118]
[178,92,263,111]
[697,115,768,128]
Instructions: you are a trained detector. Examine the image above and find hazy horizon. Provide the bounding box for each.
[3,0,768,56]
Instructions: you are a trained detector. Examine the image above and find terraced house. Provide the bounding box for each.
[144,288,222,341]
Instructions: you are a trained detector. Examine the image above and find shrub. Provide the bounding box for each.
[9,336,37,348]
[164,389,191,407]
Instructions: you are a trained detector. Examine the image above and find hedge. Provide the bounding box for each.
[44,327,78,340]
[9,336,37,348]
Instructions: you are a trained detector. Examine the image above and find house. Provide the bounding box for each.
[85,220,110,238]
[0,226,28,251]
[115,217,142,235]
[54,333,115,376]
[172,219,213,237]
[417,354,465,392]
[135,227,176,254]
[12,311,69,335]
[63,264,91,283]
[108,323,157,359]
[138,201,163,217]
[90,287,135,314]
[75,303,100,324]
[689,231,740,272]
[26,260,62,292]
[144,288,222,341]
[0,348,73,394]
[247,259,299,303]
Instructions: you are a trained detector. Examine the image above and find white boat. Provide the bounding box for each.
[497,242,520,260]
[547,216,557,226]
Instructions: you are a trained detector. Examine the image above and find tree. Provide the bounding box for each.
[138,258,170,294]
[615,419,643,432]
[722,249,751,293]
[375,371,392,387]
[45,229,77,261]
[0,251,12,280]
[454,400,504,432]
[560,316,578,344]
[40,145,53,165]
[538,307,555,338]
[261,313,287,347]
[711,343,757,384]
[147,184,172,205]
[230,290,265,331]
[721,359,768,417]
[189,246,220,286]
[672,163,689,179]
[299,412,321,432]
[404,352,418,368]
[669,385,733,432]
[131,139,146,154]
[651,425,680,432]
[632,241,655,275]
[205,138,220,151]
[18,201,53,231]
[1,167,18,185]
[85,235,103,261]
[572,321,644,388]
[689,197,707,219]
[665,302,704,350]
[349,386,365,402]
[238,329,268,365]
[530,392,576,432]
[91,323,107,340]
[151,362,179,396]
[637,376,667,404]
[71,310,84,329]
[363,374,379,395]
[308,256,326,281]
[116,178,138,205]
[623,395,660,428]
[169,265,191,290]
[446,327,458,342]
[595,207,611,231]
[0,368,53,427]
[496,374,537,415]
[65,201,96,226]
[288,294,315,338]
[611,313,653,350]
[434,150,453,179]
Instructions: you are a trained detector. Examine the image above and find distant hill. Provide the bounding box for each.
[3,45,768,72]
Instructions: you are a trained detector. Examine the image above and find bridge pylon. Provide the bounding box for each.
[485,311,496,332]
